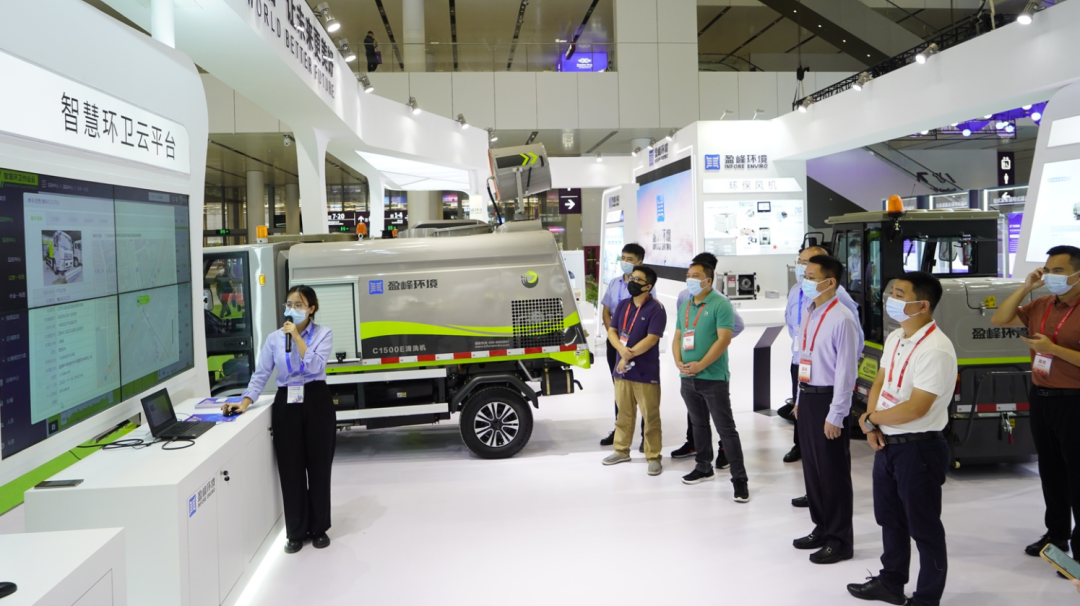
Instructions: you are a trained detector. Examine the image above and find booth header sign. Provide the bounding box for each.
[703,178,802,194]
[0,50,190,174]
[705,153,769,171]
[243,0,339,101]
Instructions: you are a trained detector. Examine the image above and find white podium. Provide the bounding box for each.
[0,528,126,606]
[24,397,281,606]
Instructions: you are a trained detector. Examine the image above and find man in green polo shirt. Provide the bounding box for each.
[674,261,750,502]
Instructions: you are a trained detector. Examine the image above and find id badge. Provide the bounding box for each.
[286,383,304,404]
[1033,353,1053,377]
[619,331,629,346]
[798,358,812,383]
[682,330,695,351]
[880,390,900,410]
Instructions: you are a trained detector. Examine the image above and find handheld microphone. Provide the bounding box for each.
[284,313,292,352]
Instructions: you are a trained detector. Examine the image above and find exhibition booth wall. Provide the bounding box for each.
[0,0,209,488]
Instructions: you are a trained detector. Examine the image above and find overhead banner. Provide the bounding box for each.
[0,49,191,174]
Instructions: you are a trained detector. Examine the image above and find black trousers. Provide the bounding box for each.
[272,381,337,541]
[367,60,378,72]
[790,363,800,448]
[796,391,853,555]
[874,436,949,606]
[1029,387,1080,553]
[681,378,747,480]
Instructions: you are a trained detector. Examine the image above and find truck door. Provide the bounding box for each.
[203,252,255,396]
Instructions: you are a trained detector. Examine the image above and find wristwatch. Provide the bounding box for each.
[864,413,877,432]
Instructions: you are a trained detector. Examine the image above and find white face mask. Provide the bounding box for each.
[1044,270,1080,296]
[620,261,635,275]
[885,297,926,323]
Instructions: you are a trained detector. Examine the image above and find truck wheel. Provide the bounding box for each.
[459,387,533,459]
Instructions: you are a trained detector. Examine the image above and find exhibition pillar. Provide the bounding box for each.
[294,129,330,234]
[284,183,301,234]
[403,0,425,72]
[246,170,266,242]
[407,191,441,223]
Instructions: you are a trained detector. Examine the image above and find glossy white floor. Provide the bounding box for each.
[222,325,1073,606]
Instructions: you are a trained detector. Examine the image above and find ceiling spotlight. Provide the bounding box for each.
[646,139,655,151]
[915,42,939,64]
[631,147,641,157]
[358,74,374,93]
[752,109,763,120]
[487,128,498,143]
[337,39,356,62]
[920,130,930,135]
[1022,104,1033,110]
[1018,0,1039,25]
[665,129,676,142]
[595,153,603,163]
[314,3,341,33]
[983,114,993,119]
[1032,111,1042,121]
[950,123,959,127]
[962,128,972,137]
[408,96,420,115]
[456,113,469,129]
[798,97,815,113]
[1006,124,1016,133]
[995,121,1007,129]
[852,72,872,91]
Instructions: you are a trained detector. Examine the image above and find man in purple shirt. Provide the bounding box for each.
[791,255,861,565]
[602,266,667,476]
[600,243,646,447]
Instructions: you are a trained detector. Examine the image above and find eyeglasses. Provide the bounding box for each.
[795,258,809,266]
[282,303,308,311]
[628,276,648,285]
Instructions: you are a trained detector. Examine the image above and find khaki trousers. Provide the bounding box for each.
[614,378,662,461]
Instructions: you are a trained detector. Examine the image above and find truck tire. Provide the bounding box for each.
[459,387,533,459]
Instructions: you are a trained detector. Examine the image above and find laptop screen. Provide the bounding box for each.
[141,389,176,434]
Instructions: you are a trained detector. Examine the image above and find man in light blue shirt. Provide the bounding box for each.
[670,253,745,468]
[600,243,646,447]
[784,245,862,508]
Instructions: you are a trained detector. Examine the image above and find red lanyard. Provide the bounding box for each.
[1040,299,1080,344]
[887,323,937,389]
[622,299,645,335]
[801,299,838,354]
[684,298,706,331]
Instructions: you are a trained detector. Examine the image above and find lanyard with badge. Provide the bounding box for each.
[620,300,644,347]
[798,299,839,383]
[683,299,706,351]
[1033,302,1080,377]
[284,330,306,403]
[792,291,806,355]
[878,323,937,409]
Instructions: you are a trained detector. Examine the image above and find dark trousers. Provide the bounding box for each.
[272,381,337,542]
[796,391,853,554]
[790,363,800,448]
[367,60,378,72]
[684,413,723,451]
[874,436,949,606]
[680,378,747,480]
[1029,388,1080,553]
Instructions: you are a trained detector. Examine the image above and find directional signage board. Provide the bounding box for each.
[998,151,1016,187]
[558,188,582,215]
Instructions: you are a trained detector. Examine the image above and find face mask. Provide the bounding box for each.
[620,261,635,275]
[885,297,925,323]
[1044,271,1080,296]
[627,281,649,297]
[794,264,807,282]
[686,278,706,297]
[800,279,823,299]
[284,308,307,323]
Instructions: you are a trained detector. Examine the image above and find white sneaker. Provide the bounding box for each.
[603,453,631,466]
[647,460,663,476]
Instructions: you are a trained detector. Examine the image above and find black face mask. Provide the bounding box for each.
[628,281,650,297]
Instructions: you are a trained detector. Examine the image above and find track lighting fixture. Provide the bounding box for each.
[357,74,374,93]
[314,3,341,33]
[1018,1,1039,25]
[798,97,815,113]
[408,96,420,115]
[456,114,469,129]
[852,72,872,91]
[487,128,498,143]
[915,43,939,64]
[595,153,603,163]
[337,39,356,62]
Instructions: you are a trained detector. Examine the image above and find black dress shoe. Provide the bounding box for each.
[783,445,802,463]
[793,533,825,550]
[312,532,331,549]
[1025,533,1069,557]
[777,402,795,422]
[599,431,615,446]
[810,545,853,564]
[284,539,304,554]
[791,495,809,508]
[846,577,906,605]
[0,582,16,599]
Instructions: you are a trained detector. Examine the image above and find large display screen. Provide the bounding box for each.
[1025,158,1080,262]
[636,157,695,269]
[0,168,192,459]
[702,199,805,256]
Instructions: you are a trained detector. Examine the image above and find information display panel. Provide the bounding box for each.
[0,168,192,459]
[702,199,804,256]
[1025,158,1080,262]
[636,157,695,269]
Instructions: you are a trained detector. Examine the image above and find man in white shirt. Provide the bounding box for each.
[847,271,957,606]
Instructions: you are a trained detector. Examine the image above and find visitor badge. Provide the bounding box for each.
[1033,353,1053,377]
[286,384,304,404]
[798,358,812,383]
[619,331,630,346]
[682,330,695,351]
[880,390,900,410]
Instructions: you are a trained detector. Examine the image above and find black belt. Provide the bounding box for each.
[1034,387,1080,398]
[883,431,943,445]
[798,384,834,394]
